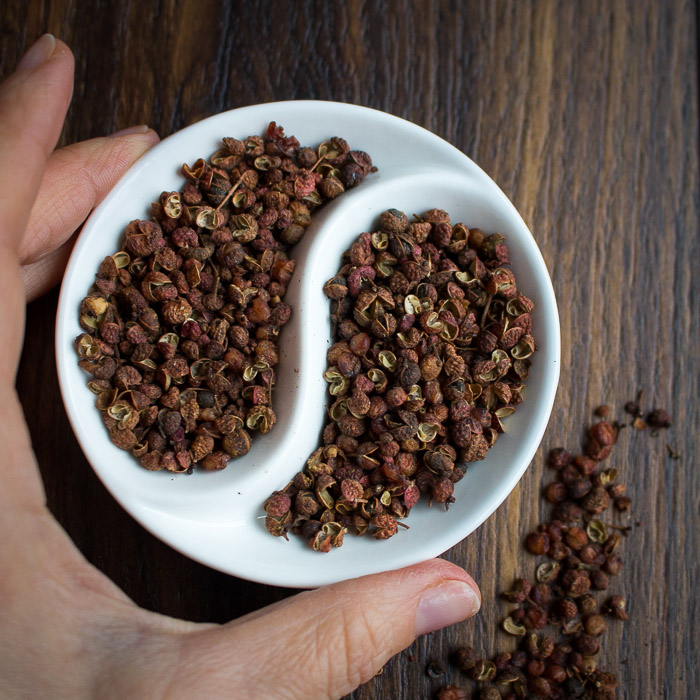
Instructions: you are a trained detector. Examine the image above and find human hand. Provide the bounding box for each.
[0,35,481,699]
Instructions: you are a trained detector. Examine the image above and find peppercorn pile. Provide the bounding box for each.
[434,409,653,700]
[264,208,536,551]
[75,123,375,472]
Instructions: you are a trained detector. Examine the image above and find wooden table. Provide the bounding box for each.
[5,1,698,697]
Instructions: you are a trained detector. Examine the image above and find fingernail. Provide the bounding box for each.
[415,580,481,636]
[108,125,150,138]
[17,34,56,72]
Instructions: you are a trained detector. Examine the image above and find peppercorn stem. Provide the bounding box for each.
[481,293,494,325]
[310,154,326,172]
[215,172,245,211]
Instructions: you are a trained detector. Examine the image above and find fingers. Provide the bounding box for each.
[171,560,480,699]
[20,128,160,268]
[21,240,73,302]
[0,35,74,251]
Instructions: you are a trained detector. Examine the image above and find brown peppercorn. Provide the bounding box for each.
[379,208,408,233]
[549,542,572,560]
[336,414,365,437]
[583,613,607,636]
[554,598,578,620]
[615,496,632,511]
[585,441,613,462]
[437,686,468,700]
[264,492,292,517]
[544,482,568,503]
[190,434,215,462]
[398,360,422,386]
[604,595,629,620]
[577,594,597,616]
[562,569,591,597]
[346,390,371,417]
[608,483,626,498]
[454,646,477,672]
[560,463,582,485]
[348,332,370,356]
[568,477,593,499]
[337,351,361,378]
[200,451,229,471]
[573,455,598,476]
[593,671,620,691]
[573,633,599,656]
[510,610,525,624]
[527,659,545,676]
[579,544,600,565]
[425,660,447,678]
[567,651,584,670]
[524,607,548,629]
[432,477,455,504]
[525,634,555,660]
[549,644,570,667]
[581,486,611,514]
[492,652,512,671]
[546,522,564,542]
[603,532,622,556]
[564,554,582,569]
[367,395,389,419]
[527,676,551,698]
[589,420,617,447]
[479,689,501,700]
[647,408,672,428]
[161,297,192,325]
[385,386,408,408]
[603,554,623,575]
[511,650,529,668]
[565,526,588,551]
[543,664,567,684]
[530,583,554,607]
[590,569,609,590]
[548,447,572,469]
[222,428,251,458]
[501,577,531,603]
[525,532,550,555]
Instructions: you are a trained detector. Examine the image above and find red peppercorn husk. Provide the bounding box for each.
[78,124,377,473]
[264,210,537,548]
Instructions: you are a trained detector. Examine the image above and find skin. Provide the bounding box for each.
[0,36,481,699]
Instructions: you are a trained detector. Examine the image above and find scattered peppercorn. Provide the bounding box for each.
[453,647,477,672]
[647,408,672,429]
[437,684,468,700]
[435,400,661,700]
[426,660,447,678]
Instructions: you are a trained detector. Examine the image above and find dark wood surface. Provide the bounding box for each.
[4,1,698,697]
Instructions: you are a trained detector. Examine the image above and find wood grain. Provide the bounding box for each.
[4,0,698,697]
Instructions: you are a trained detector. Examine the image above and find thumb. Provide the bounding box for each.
[173,559,480,699]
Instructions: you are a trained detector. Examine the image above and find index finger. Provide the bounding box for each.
[0,34,74,252]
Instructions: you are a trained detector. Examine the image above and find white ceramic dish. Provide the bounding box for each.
[56,101,560,588]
